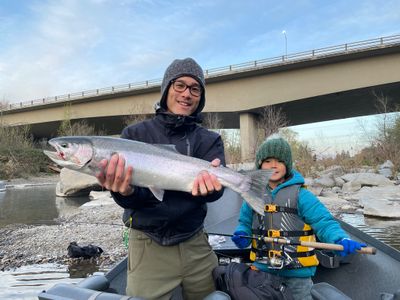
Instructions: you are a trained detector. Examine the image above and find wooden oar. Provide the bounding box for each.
[209,233,377,255]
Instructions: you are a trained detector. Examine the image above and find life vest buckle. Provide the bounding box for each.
[267,229,281,237]
[264,204,278,212]
[268,250,282,258]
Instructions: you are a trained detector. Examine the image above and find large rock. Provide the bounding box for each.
[319,165,345,177]
[56,168,101,197]
[81,191,115,208]
[378,160,394,178]
[334,177,345,187]
[307,185,323,197]
[341,173,393,187]
[351,186,400,218]
[304,177,321,195]
[342,181,362,193]
[314,175,336,188]
[318,196,356,214]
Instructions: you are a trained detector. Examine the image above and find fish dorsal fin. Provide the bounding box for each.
[154,144,179,153]
[149,186,165,201]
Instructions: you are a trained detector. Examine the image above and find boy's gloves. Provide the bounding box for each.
[231,231,250,249]
[336,238,366,256]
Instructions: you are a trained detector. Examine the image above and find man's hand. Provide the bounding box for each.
[192,158,222,196]
[96,154,134,196]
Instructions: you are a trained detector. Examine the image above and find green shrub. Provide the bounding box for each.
[0,148,50,179]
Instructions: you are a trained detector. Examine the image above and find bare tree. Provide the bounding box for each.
[220,129,242,164]
[123,103,153,127]
[255,105,289,149]
[202,112,222,130]
[369,92,400,175]
[0,100,9,125]
[57,103,106,136]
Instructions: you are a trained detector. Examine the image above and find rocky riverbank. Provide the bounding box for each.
[0,183,127,271]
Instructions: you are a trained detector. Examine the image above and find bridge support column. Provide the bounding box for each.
[240,112,258,162]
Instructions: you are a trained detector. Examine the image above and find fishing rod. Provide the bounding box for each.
[36,220,125,227]
[71,221,125,227]
[208,232,377,255]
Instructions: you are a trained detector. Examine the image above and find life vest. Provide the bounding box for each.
[250,184,319,269]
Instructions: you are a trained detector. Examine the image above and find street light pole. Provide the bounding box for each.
[282,30,287,57]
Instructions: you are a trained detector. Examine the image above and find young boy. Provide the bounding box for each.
[232,137,366,300]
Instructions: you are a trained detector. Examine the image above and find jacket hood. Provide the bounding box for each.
[272,170,305,194]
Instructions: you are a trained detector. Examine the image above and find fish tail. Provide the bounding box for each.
[240,169,273,216]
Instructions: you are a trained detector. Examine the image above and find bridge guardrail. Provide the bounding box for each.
[3,34,400,112]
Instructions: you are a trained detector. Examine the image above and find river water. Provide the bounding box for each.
[0,185,98,299]
[1,185,400,299]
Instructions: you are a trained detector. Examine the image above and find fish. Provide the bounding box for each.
[43,136,272,215]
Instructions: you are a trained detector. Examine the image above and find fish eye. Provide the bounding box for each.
[61,143,68,148]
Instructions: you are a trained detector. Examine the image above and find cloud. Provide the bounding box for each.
[0,0,218,102]
[1,0,399,104]
[0,1,105,101]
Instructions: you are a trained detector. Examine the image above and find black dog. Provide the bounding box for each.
[67,242,103,259]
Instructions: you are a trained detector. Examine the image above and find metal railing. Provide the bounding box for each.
[3,34,400,112]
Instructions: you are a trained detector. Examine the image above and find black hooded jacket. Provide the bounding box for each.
[111,110,226,246]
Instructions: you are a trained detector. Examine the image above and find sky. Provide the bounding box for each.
[1,0,399,154]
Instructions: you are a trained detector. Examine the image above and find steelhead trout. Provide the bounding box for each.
[44,136,272,215]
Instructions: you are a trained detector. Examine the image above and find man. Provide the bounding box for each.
[96,58,225,299]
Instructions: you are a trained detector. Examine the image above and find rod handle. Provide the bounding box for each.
[263,237,377,255]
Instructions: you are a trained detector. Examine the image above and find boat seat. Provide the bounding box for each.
[38,283,144,300]
[311,282,352,300]
[77,274,110,291]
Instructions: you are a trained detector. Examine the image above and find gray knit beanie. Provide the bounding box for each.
[255,137,293,174]
[159,58,206,115]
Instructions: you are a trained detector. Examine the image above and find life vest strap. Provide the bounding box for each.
[264,204,298,214]
[251,247,316,259]
[289,250,316,258]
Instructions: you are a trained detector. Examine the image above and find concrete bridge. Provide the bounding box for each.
[2,35,400,161]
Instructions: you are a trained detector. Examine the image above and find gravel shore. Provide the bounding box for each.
[0,175,128,271]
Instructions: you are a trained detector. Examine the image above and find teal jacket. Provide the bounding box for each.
[234,170,348,278]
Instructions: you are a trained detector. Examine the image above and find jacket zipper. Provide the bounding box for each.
[186,136,191,156]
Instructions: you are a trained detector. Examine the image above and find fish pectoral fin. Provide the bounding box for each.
[149,187,164,201]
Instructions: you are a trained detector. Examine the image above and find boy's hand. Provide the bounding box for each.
[232,231,250,249]
[336,238,366,256]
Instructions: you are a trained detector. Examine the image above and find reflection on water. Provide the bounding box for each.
[339,213,400,251]
[0,263,82,300]
[0,185,88,227]
[68,260,101,279]
[0,185,58,227]
[0,262,108,300]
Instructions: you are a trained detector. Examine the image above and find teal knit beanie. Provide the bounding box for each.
[255,137,293,174]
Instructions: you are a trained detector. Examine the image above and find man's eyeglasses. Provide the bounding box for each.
[171,80,202,97]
